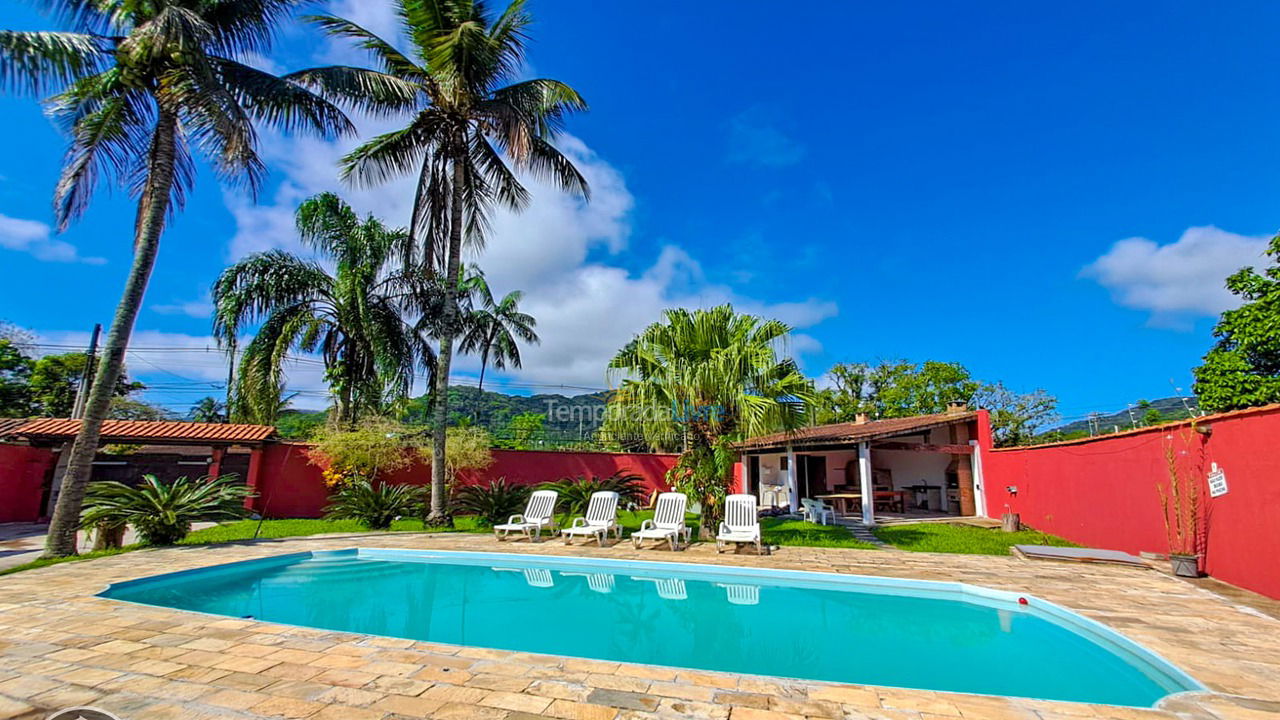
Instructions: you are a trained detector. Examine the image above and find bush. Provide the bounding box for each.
[80,474,252,546]
[324,479,423,530]
[308,417,423,486]
[452,478,531,526]
[541,473,646,519]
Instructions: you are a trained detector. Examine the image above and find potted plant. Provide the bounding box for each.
[1157,434,1202,577]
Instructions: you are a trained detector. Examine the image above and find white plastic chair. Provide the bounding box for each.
[562,572,616,594]
[492,567,555,588]
[718,583,761,606]
[560,491,621,546]
[631,492,691,550]
[633,576,687,600]
[801,497,834,525]
[493,489,558,542]
[717,494,764,554]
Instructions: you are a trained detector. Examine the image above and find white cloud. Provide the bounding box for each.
[726,107,807,167]
[152,292,214,319]
[0,213,106,265]
[1082,226,1270,328]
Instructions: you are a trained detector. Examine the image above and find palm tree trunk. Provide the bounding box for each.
[43,110,179,558]
[476,346,489,395]
[426,156,467,526]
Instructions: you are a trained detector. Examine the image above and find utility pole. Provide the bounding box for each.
[224,337,236,420]
[70,323,101,420]
[1126,405,1137,429]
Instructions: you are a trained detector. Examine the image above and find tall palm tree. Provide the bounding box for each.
[0,0,352,557]
[293,0,589,524]
[604,305,817,531]
[213,193,436,425]
[459,278,537,395]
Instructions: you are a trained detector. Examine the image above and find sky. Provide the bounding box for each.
[2,1,1279,426]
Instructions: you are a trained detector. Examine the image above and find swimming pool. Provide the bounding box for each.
[99,548,1201,707]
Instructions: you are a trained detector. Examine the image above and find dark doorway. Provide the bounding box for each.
[796,455,827,500]
[746,455,760,495]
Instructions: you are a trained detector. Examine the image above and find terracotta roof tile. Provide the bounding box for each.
[9,418,275,444]
[0,418,30,439]
[735,411,978,452]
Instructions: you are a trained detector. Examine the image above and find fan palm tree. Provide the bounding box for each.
[604,305,817,531]
[1,0,352,558]
[213,193,437,425]
[459,278,537,394]
[292,0,589,524]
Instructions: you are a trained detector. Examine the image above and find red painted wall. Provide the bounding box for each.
[0,444,55,523]
[984,404,1280,599]
[251,443,681,519]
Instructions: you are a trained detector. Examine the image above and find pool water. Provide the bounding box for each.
[100,549,1201,707]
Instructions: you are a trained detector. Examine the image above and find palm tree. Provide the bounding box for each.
[1,0,352,558]
[459,278,538,394]
[188,397,227,423]
[604,305,817,531]
[213,193,436,425]
[293,0,589,524]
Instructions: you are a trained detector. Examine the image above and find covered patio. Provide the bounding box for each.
[735,404,988,526]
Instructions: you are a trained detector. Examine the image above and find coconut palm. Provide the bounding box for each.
[459,277,537,394]
[1,0,352,557]
[213,193,437,425]
[604,305,817,531]
[292,0,589,524]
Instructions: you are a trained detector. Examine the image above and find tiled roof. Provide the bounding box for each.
[0,418,30,439]
[735,411,979,452]
[8,419,276,444]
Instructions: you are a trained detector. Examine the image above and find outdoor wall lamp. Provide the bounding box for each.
[1006,485,1018,494]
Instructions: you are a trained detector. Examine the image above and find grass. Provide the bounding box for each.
[873,522,1077,555]
[760,517,879,549]
[181,516,486,544]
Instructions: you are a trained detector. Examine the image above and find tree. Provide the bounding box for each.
[26,352,144,417]
[213,193,436,425]
[1,1,351,558]
[107,397,173,421]
[971,383,1058,447]
[460,279,538,394]
[295,0,589,526]
[444,426,494,501]
[501,411,544,450]
[308,416,423,486]
[604,305,816,531]
[1193,235,1280,412]
[813,360,980,422]
[188,397,227,423]
[0,338,34,417]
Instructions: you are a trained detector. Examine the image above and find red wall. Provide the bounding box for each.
[0,444,55,523]
[252,443,680,519]
[984,405,1280,599]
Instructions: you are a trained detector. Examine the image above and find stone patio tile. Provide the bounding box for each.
[249,696,328,718]
[419,683,491,705]
[0,676,59,700]
[55,666,123,687]
[545,699,620,720]
[464,673,532,692]
[203,689,273,710]
[28,683,104,709]
[260,662,326,682]
[0,694,33,720]
[431,701,508,719]
[674,670,738,689]
[585,673,650,693]
[412,665,472,684]
[712,691,771,709]
[310,668,378,688]
[371,693,447,716]
[361,675,433,696]
[584,688,660,712]
[315,685,383,706]
[728,708,804,720]
[309,705,384,720]
[479,689,554,714]
[646,681,717,702]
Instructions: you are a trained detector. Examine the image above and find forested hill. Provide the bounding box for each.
[1045,396,1199,439]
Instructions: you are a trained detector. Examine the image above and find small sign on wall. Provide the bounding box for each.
[1207,462,1228,498]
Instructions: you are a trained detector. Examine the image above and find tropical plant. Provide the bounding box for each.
[3,0,352,558]
[1193,234,1280,412]
[293,0,590,525]
[324,479,422,530]
[188,397,227,423]
[27,352,144,417]
[445,425,494,486]
[540,473,645,521]
[0,337,34,417]
[460,280,538,394]
[452,478,529,526]
[80,474,252,546]
[604,305,816,530]
[213,193,438,424]
[308,416,423,486]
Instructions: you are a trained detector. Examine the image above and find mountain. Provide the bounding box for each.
[1043,396,1200,440]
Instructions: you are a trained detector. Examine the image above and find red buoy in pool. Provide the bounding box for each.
[1018,597,1029,605]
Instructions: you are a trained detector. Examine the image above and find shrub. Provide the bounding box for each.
[80,474,252,546]
[324,479,423,530]
[308,417,423,486]
[541,473,646,519]
[453,478,531,526]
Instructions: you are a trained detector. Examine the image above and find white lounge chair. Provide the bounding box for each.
[563,572,616,594]
[631,492,691,550]
[717,494,764,554]
[561,491,621,546]
[717,583,761,606]
[633,576,687,600]
[801,497,834,525]
[492,567,555,588]
[493,489,558,542]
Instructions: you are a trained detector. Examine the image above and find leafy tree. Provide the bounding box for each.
[816,360,979,422]
[107,397,173,421]
[1,0,352,558]
[0,338,34,417]
[460,279,538,395]
[28,352,144,417]
[1193,235,1280,412]
[604,305,815,531]
[295,0,589,525]
[971,383,1058,447]
[445,425,495,489]
[308,416,423,485]
[188,397,227,423]
[501,412,544,450]
[213,193,437,425]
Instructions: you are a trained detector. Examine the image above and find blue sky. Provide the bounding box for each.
[2,1,1278,424]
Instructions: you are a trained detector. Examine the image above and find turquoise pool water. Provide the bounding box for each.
[100,549,1200,707]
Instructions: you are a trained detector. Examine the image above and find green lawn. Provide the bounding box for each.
[759,517,879,549]
[872,522,1077,555]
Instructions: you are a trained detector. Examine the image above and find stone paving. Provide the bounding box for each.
[0,532,1278,720]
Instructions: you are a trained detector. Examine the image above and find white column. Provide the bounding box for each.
[858,441,874,526]
[786,444,798,513]
[970,440,987,517]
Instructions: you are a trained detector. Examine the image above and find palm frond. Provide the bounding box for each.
[0,30,106,96]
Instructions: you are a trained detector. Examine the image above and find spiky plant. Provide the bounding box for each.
[80,474,252,545]
[291,0,589,525]
[1,0,352,557]
[324,479,423,530]
[541,473,646,522]
[452,478,530,526]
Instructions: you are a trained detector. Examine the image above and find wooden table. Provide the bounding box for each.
[816,491,910,515]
